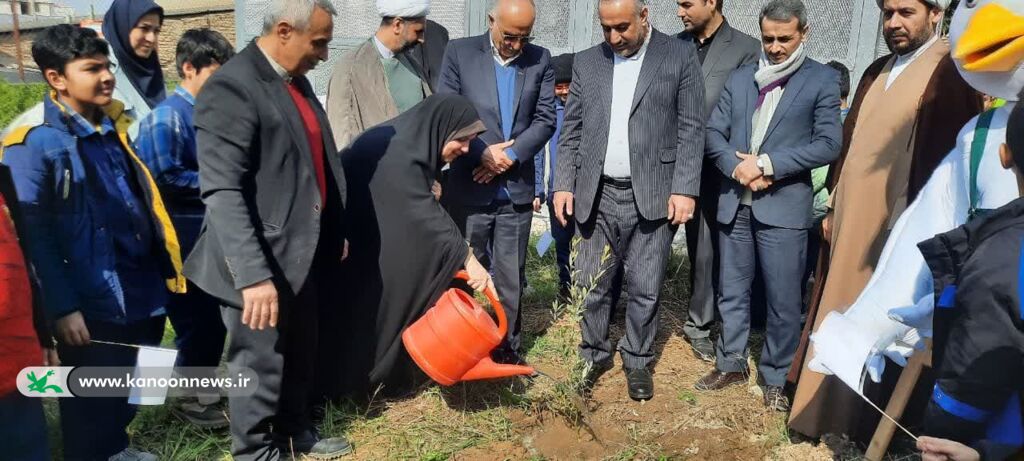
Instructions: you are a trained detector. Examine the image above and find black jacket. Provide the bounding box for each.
[919,197,1024,460]
[185,42,346,307]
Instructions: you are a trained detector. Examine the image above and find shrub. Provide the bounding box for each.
[0,80,48,131]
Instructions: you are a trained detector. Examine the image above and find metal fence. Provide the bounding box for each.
[236,0,888,96]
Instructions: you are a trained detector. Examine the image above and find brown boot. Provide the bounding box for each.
[694,369,748,391]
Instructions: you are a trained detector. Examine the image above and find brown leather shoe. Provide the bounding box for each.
[694,369,748,391]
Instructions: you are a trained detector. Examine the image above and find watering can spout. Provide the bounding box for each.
[461,356,535,382]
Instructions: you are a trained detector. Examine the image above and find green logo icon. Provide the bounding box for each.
[26,370,63,394]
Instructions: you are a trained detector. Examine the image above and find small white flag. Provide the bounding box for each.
[536,231,554,257]
[128,346,178,405]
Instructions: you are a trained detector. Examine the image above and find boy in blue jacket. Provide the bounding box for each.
[1,24,185,461]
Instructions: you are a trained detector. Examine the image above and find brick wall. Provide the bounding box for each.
[157,11,236,78]
[0,10,236,78]
[0,31,40,68]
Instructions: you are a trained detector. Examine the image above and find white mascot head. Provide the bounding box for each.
[949,0,1024,101]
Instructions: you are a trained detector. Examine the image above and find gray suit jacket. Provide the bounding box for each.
[706,60,842,230]
[186,42,346,307]
[437,33,556,206]
[553,29,706,224]
[678,19,761,118]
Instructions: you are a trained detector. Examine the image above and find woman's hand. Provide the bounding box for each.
[465,251,492,292]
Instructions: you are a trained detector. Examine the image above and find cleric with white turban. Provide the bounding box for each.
[876,0,951,9]
[377,0,430,17]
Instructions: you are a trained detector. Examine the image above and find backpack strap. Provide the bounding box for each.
[969,109,997,220]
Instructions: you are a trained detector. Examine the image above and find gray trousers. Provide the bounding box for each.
[221,276,320,461]
[683,180,719,340]
[458,200,533,351]
[576,181,676,369]
[716,206,806,387]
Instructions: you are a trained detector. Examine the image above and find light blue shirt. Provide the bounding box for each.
[603,26,652,179]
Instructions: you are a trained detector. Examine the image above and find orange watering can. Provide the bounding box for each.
[402,271,535,386]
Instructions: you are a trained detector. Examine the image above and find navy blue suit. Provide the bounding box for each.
[705,59,841,386]
[438,34,556,206]
[438,34,556,353]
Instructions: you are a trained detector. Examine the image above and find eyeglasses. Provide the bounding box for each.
[501,33,535,44]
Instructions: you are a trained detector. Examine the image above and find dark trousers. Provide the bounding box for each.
[548,200,575,290]
[166,281,225,369]
[458,200,533,352]
[221,272,322,461]
[167,211,226,373]
[0,392,50,461]
[576,181,676,369]
[58,316,166,460]
[683,173,720,340]
[716,206,806,387]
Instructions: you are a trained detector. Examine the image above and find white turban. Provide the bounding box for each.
[377,0,430,17]
[876,0,952,10]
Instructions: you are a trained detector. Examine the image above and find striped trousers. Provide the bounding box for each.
[575,180,676,369]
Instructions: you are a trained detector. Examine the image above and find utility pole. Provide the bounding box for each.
[9,0,26,83]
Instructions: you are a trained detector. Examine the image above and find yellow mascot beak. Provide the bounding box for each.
[954,3,1024,72]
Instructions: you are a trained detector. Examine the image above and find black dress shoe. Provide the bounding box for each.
[763,385,791,412]
[278,431,352,459]
[688,337,715,362]
[694,369,748,391]
[491,348,526,365]
[625,367,654,401]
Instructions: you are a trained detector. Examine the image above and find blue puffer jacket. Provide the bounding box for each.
[0,92,186,323]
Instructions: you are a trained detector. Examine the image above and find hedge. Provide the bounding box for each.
[0,80,48,132]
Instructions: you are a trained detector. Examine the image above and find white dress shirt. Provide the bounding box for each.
[886,34,939,90]
[603,27,653,179]
[373,36,396,59]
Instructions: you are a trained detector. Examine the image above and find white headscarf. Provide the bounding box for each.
[875,0,951,10]
[377,0,430,17]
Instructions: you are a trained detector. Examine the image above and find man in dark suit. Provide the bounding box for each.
[552,0,705,401]
[438,0,556,364]
[676,0,761,362]
[693,0,841,413]
[185,1,350,459]
[406,19,450,91]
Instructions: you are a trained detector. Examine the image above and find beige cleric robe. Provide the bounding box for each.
[788,40,950,437]
[326,39,432,149]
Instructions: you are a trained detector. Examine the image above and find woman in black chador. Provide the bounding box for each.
[338,94,492,395]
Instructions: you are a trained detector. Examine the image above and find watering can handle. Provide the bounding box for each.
[454,270,508,338]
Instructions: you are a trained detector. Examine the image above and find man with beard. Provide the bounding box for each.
[326,0,431,147]
[552,0,704,401]
[788,0,983,439]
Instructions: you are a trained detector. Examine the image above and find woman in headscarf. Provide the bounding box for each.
[0,0,165,139]
[336,94,490,396]
[102,0,166,128]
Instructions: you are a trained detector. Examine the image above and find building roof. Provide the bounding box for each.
[157,0,234,16]
[0,15,88,33]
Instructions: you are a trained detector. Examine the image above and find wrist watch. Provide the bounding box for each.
[756,157,766,171]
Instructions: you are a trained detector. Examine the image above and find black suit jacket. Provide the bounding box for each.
[554,29,706,223]
[403,19,450,92]
[185,42,346,307]
[678,20,761,117]
[437,33,557,207]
